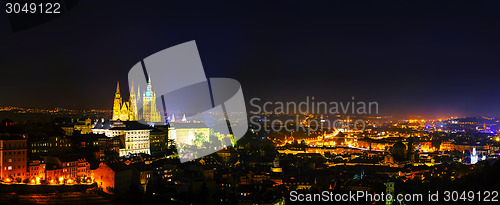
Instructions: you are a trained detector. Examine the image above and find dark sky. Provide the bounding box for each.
[1,0,500,118]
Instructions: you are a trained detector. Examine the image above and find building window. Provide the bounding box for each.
[8,166,12,170]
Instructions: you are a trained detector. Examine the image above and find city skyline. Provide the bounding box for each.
[2,1,500,204]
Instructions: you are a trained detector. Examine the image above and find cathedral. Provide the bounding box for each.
[112,77,162,122]
[141,76,162,122]
[112,82,136,121]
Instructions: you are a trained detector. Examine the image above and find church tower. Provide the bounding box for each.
[142,75,162,122]
[112,81,136,121]
[142,77,152,122]
[112,82,122,120]
[130,81,138,120]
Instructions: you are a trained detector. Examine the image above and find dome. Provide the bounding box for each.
[392,141,406,150]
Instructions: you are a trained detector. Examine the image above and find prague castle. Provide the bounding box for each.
[112,82,136,121]
[112,77,162,123]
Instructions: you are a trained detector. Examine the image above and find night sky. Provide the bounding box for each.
[1,0,500,118]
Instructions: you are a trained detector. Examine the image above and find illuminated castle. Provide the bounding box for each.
[112,77,162,123]
[112,82,136,121]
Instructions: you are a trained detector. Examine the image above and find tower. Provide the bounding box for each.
[112,82,122,120]
[130,81,138,120]
[142,77,152,122]
[142,75,162,122]
[112,81,136,121]
[471,148,478,164]
[137,85,142,119]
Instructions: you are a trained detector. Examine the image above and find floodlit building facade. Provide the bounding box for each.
[168,122,210,145]
[92,120,151,156]
[0,135,27,182]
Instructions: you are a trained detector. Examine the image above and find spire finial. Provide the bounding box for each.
[116,81,120,94]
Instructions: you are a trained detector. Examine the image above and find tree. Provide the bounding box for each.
[193,132,207,147]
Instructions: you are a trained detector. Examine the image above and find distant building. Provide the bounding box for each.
[94,162,132,194]
[74,118,94,134]
[59,118,94,136]
[58,118,93,136]
[131,162,153,193]
[70,133,120,153]
[27,159,46,181]
[112,82,137,121]
[92,120,151,156]
[0,135,28,182]
[168,122,210,145]
[44,156,91,184]
[439,141,489,153]
[470,148,479,164]
[140,76,162,123]
[217,148,233,163]
[150,126,169,153]
[29,136,72,154]
[112,78,162,123]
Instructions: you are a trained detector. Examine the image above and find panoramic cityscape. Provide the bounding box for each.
[3,0,500,204]
[1,81,500,204]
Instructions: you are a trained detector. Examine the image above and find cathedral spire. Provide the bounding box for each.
[129,81,137,121]
[116,81,121,95]
[112,81,123,120]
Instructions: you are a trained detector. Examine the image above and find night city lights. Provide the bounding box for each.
[2,1,500,205]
